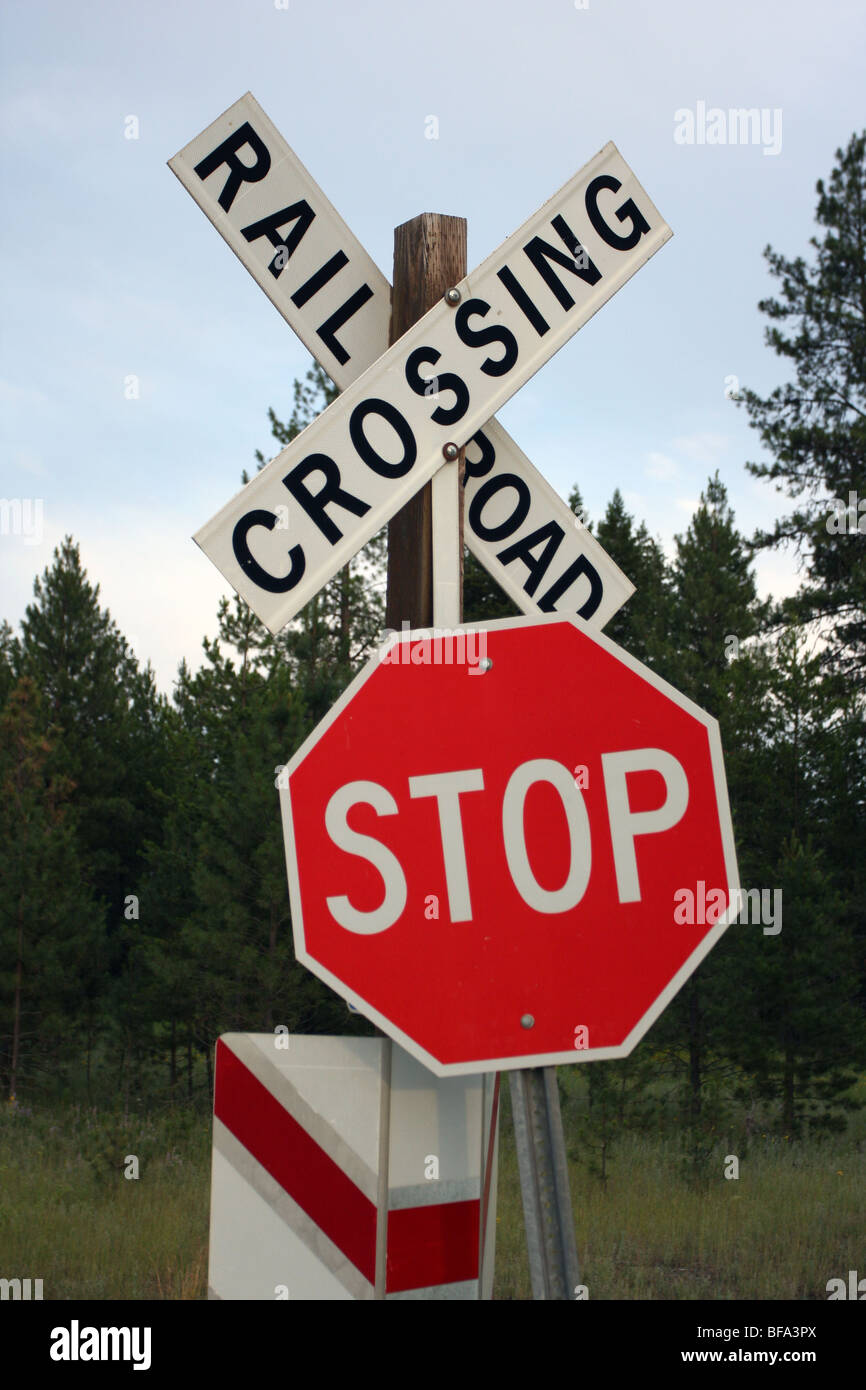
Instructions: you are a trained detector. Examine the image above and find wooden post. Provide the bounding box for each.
[375,214,468,1299]
[385,214,467,631]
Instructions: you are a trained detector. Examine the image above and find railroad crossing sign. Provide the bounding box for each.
[170,94,671,632]
[279,614,739,1076]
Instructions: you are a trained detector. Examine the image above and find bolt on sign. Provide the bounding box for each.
[171,95,671,633]
[278,615,739,1076]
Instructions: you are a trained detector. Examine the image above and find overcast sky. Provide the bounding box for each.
[2,0,864,692]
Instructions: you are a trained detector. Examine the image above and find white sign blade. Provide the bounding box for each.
[169,93,391,386]
[463,420,632,626]
[180,113,670,632]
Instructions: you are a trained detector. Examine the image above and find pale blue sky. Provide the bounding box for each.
[2,0,864,689]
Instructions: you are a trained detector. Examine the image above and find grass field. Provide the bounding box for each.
[1,1074,863,1300]
[0,1102,210,1300]
[495,1081,865,1300]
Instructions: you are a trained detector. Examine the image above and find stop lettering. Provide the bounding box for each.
[280,614,738,1076]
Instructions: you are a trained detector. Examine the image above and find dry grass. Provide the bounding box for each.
[0,1102,210,1300]
[1,1082,863,1301]
[492,1080,866,1300]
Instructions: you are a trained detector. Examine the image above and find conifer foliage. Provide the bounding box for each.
[741,131,866,683]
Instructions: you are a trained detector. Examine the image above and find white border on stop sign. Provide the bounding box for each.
[278,610,740,1078]
[170,94,637,631]
[189,135,671,634]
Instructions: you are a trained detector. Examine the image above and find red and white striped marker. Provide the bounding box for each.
[209,1034,499,1300]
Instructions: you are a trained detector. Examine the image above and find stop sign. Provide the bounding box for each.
[280,614,738,1076]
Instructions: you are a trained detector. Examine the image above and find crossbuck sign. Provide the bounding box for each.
[171,95,672,632]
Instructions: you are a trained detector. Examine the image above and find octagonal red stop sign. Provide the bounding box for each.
[280,614,738,1076]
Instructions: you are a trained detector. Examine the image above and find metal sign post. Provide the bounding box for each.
[509,1067,581,1299]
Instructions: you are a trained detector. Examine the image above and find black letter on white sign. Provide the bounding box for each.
[317,286,375,366]
[283,454,370,543]
[241,202,315,278]
[468,474,532,542]
[350,400,417,479]
[194,123,271,212]
[496,266,549,337]
[232,510,305,592]
[538,554,603,619]
[498,521,565,597]
[405,347,470,426]
[464,430,496,480]
[585,176,651,252]
[523,215,601,308]
[454,299,519,377]
[292,252,349,307]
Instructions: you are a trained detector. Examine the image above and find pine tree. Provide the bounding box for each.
[731,832,863,1135]
[671,473,770,715]
[740,130,866,686]
[462,548,519,623]
[138,587,372,1088]
[750,626,844,853]
[712,626,865,1133]
[649,478,771,1120]
[593,489,674,672]
[13,538,166,922]
[0,620,14,706]
[0,678,104,1099]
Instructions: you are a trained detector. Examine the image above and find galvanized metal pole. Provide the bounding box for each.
[509,1066,581,1299]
